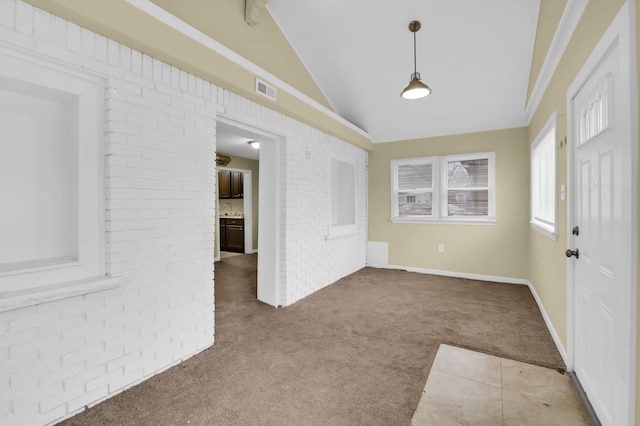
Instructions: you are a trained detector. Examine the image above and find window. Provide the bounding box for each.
[531,113,557,239]
[329,158,357,237]
[391,152,495,223]
[0,47,117,309]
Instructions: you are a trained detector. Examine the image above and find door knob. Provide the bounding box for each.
[565,248,579,259]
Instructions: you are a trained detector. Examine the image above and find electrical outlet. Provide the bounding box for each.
[438,244,444,253]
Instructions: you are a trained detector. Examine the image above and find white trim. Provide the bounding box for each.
[367,262,569,367]
[216,113,283,307]
[0,276,122,313]
[391,218,496,225]
[125,0,370,140]
[390,152,496,222]
[369,262,529,285]
[526,278,569,366]
[525,0,589,120]
[242,170,253,253]
[627,2,638,421]
[326,227,359,240]
[529,221,558,241]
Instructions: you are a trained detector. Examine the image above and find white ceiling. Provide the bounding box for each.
[216,121,261,161]
[267,0,541,143]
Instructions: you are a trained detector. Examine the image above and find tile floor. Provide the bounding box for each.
[412,344,594,425]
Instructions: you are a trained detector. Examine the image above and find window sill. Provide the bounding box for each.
[0,275,122,313]
[530,221,558,241]
[391,217,496,225]
[326,225,359,239]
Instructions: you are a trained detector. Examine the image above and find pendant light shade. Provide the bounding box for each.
[402,72,431,100]
[401,21,431,100]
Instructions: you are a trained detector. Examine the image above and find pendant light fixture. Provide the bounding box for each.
[401,20,432,100]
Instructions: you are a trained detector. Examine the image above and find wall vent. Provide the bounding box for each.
[256,78,277,101]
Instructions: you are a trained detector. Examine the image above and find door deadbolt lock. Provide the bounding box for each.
[565,248,579,259]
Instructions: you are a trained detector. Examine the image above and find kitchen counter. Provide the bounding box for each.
[221,214,244,219]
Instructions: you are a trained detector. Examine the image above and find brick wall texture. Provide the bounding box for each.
[0,1,368,425]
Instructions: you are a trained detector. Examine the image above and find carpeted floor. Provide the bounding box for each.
[59,254,564,425]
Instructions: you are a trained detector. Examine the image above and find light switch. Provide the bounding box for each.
[560,184,566,200]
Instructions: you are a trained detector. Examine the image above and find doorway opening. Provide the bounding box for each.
[215,116,282,307]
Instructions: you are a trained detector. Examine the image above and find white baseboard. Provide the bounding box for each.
[369,262,529,285]
[525,280,569,367]
[368,262,569,366]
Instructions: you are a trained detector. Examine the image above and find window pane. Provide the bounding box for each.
[399,192,432,216]
[448,159,488,188]
[447,190,488,216]
[398,163,432,190]
[531,125,556,228]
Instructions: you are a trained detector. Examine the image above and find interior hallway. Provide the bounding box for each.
[60,254,569,425]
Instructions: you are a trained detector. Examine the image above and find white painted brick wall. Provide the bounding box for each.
[0,1,368,425]
[280,134,368,305]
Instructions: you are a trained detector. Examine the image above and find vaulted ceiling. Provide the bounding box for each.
[266,0,541,143]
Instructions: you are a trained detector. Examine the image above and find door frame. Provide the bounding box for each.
[216,114,284,307]
[565,1,637,423]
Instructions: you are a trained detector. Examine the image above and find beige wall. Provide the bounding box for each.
[150,0,333,111]
[368,127,530,279]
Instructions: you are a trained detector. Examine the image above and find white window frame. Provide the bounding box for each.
[530,112,558,240]
[391,156,436,220]
[0,46,119,312]
[391,152,496,224]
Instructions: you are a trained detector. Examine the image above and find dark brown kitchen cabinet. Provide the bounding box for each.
[230,172,243,198]
[218,170,231,198]
[219,218,244,253]
[218,170,243,199]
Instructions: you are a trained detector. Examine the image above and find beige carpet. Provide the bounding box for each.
[220,251,243,259]
[60,254,564,425]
